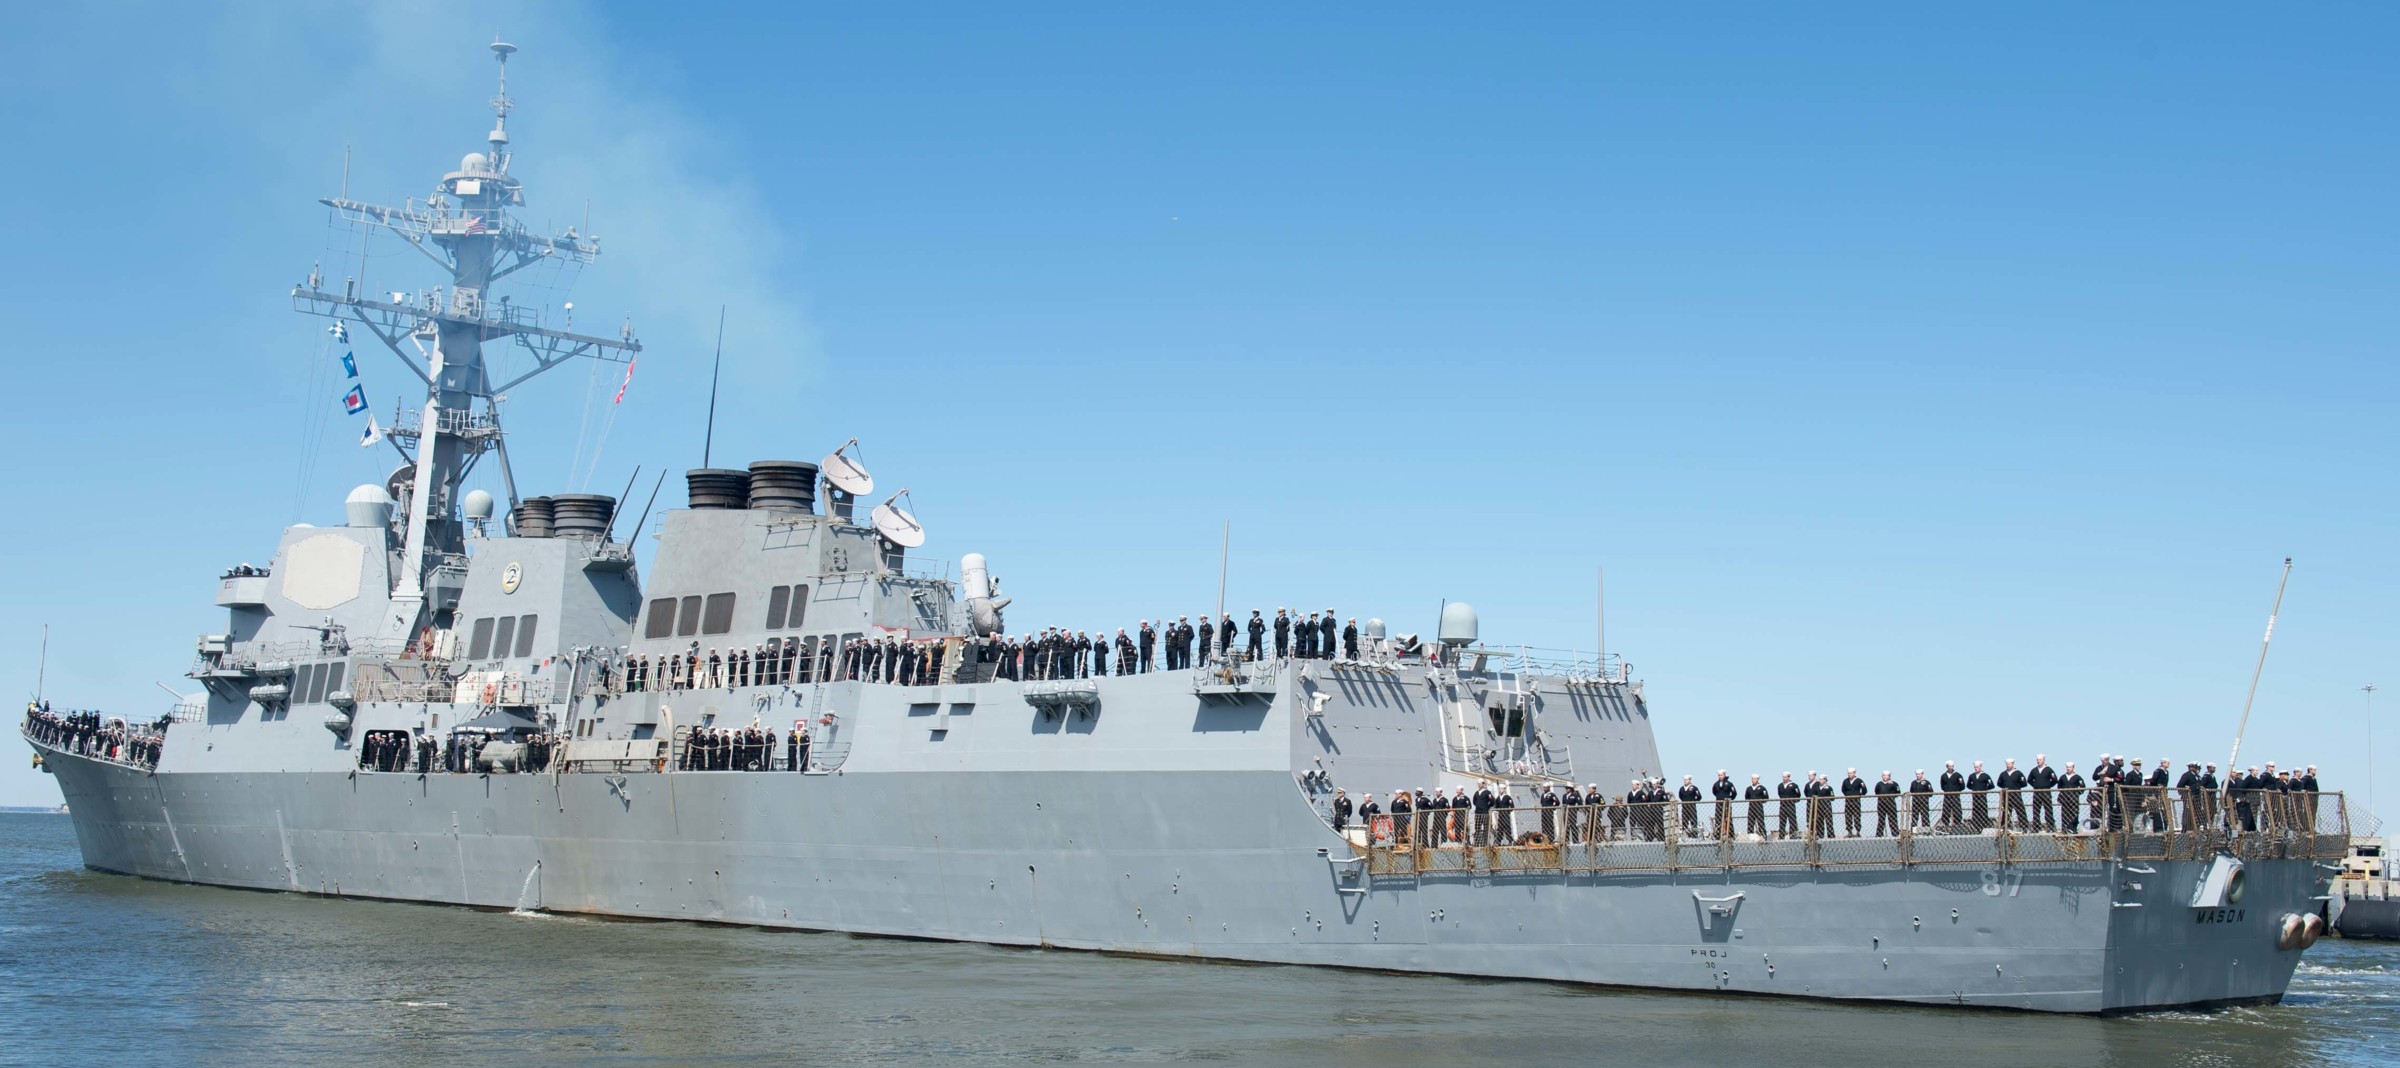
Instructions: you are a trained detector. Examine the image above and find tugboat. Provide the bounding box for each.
[2330,836,2398,939]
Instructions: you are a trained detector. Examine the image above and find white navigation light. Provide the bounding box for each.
[871,489,926,548]
[820,437,874,495]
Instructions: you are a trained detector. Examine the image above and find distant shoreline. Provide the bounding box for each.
[0,806,66,815]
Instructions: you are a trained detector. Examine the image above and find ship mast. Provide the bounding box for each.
[291,42,641,641]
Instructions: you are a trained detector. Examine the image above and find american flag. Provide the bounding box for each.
[464,214,489,235]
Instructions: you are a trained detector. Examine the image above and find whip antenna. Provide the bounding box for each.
[702,305,725,467]
[2227,557,2294,776]
[1215,521,1229,624]
[627,469,669,549]
[602,466,641,543]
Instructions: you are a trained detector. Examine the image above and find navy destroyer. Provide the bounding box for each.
[24,45,2350,1013]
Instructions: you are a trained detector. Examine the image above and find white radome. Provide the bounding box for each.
[344,484,394,529]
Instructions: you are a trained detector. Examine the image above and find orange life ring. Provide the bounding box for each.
[1371,814,1395,843]
[481,684,497,704]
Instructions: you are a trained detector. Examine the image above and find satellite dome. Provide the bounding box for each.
[345,484,394,529]
[1438,602,1480,646]
[462,489,495,521]
[462,152,488,174]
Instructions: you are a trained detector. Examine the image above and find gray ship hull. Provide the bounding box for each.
[38,735,2321,1014]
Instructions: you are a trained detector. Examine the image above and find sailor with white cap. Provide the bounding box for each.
[1938,761,1966,832]
[1745,775,1769,837]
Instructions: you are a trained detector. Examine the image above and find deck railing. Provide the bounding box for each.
[21,716,165,772]
[1357,787,2350,877]
[350,675,457,704]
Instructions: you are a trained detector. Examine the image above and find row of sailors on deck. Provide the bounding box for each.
[1329,755,2329,845]
[773,614,1375,684]
[988,612,1361,679]
[677,725,810,772]
[354,729,562,774]
[22,703,165,770]
[599,606,1372,694]
[612,640,828,692]
[1147,610,1360,671]
[605,637,947,690]
[350,723,818,775]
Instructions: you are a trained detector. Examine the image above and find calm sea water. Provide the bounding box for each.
[0,812,2390,1066]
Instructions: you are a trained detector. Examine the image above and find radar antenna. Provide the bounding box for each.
[871,489,927,548]
[820,438,873,521]
[870,488,924,572]
[288,44,642,640]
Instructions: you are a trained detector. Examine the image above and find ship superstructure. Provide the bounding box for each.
[25,46,2350,1014]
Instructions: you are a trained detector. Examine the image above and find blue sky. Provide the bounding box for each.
[0,3,2391,823]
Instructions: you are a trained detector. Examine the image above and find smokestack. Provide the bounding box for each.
[685,469,750,510]
[513,496,555,537]
[547,493,617,539]
[746,460,819,514]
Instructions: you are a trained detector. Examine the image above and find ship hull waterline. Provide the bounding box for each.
[36,742,2316,1015]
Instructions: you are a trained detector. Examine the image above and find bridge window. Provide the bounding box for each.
[644,599,675,639]
[676,595,703,637]
[513,615,538,657]
[467,616,496,659]
[764,585,811,630]
[491,616,517,660]
[701,592,737,635]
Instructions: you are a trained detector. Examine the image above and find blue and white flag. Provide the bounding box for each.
[340,351,358,379]
[359,414,383,448]
[341,385,368,415]
[327,322,349,343]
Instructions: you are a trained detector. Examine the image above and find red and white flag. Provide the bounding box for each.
[613,358,636,404]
